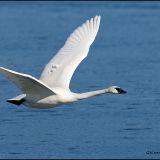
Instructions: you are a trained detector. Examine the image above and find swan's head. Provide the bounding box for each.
[108,86,127,94]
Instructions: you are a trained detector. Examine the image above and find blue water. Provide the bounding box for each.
[0,1,160,159]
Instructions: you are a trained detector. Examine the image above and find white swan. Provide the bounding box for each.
[0,15,126,109]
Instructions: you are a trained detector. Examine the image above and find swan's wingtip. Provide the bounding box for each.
[0,66,4,69]
[86,15,101,23]
[0,66,7,72]
[95,15,101,19]
[94,15,101,23]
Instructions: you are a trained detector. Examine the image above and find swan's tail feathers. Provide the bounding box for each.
[6,94,26,106]
[0,67,56,97]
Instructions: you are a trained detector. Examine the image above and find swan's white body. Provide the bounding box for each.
[0,15,126,109]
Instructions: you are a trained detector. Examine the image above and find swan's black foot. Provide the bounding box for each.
[6,98,26,106]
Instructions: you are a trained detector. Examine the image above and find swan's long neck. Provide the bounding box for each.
[75,88,110,100]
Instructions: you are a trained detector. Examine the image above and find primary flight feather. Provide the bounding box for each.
[40,16,100,89]
[0,15,126,109]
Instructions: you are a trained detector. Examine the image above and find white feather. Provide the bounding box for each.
[40,15,101,89]
[0,67,55,97]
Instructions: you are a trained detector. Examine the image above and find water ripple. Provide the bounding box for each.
[49,113,63,117]
[123,107,136,110]
[9,152,24,155]
[121,136,135,140]
[17,114,33,118]
[68,146,78,151]
[123,127,152,131]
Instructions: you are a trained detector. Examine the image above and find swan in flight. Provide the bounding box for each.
[0,15,126,109]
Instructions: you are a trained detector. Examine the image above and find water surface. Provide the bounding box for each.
[0,1,160,159]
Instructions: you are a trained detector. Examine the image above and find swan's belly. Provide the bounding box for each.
[23,94,76,109]
[23,101,61,109]
[22,95,61,109]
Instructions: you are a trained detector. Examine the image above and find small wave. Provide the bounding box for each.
[9,152,24,155]
[123,127,152,131]
[121,136,135,140]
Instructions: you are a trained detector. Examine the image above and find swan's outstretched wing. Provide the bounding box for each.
[40,15,101,89]
[0,67,55,97]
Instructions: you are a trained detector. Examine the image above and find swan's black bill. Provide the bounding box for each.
[115,88,127,94]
